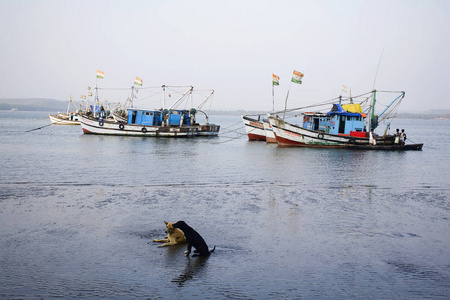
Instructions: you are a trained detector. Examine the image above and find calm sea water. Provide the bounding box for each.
[1,111,449,299]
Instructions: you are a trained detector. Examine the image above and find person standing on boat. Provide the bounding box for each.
[369,129,377,145]
[100,105,106,118]
[394,128,400,144]
[400,129,407,145]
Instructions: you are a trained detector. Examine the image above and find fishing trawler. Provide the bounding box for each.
[81,108,219,137]
[80,85,220,137]
[268,90,423,150]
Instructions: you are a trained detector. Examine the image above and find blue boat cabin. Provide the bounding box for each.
[127,109,191,126]
[303,103,367,136]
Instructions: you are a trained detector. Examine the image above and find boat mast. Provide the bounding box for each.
[272,80,275,113]
[94,85,99,118]
[161,85,166,109]
[130,86,135,108]
[66,97,71,114]
[368,89,376,132]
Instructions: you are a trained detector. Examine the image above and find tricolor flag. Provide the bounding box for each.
[134,76,143,86]
[88,86,92,90]
[272,74,280,86]
[291,70,303,84]
[70,94,73,99]
[96,70,104,79]
[88,92,93,97]
[342,85,348,93]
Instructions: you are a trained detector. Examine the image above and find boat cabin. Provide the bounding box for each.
[302,103,367,136]
[127,108,192,126]
[302,112,329,132]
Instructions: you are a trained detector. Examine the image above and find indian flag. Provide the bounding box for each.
[342,85,348,93]
[272,74,280,86]
[134,76,143,86]
[88,92,93,97]
[291,70,303,84]
[96,70,104,79]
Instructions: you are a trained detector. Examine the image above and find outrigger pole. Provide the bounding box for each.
[196,90,215,110]
[169,86,194,110]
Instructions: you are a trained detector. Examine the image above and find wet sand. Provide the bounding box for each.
[1,183,449,299]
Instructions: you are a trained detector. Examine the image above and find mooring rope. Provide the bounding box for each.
[25,117,66,132]
[212,131,248,144]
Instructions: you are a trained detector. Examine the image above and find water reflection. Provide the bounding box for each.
[171,256,209,286]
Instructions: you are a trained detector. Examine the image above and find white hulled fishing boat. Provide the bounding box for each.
[49,97,81,125]
[80,77,220,137]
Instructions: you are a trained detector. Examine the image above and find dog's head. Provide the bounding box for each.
[171,221,187,230]
[164,221,176,234]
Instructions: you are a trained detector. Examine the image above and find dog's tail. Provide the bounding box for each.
[210,246,216,254]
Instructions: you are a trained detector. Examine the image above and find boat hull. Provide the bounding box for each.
[80,115,219,137]
[347,143,423,151]
[242,116,266,141]
[49,114,80,125]
[269,116,394,148]
[263,119,277,143]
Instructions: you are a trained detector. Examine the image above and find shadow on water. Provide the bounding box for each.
[171,256,209,287]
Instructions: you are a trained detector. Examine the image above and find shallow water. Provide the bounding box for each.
[1,111,449,299]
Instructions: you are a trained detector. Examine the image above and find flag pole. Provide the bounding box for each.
[272,81,275,112]
[283,81,292,120]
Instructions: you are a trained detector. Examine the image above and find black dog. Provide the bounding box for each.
[172,221,215,256]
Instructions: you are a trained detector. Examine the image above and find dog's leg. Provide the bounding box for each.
[184,243,192,256]
[153,238,169,243]
[159,241,177,247]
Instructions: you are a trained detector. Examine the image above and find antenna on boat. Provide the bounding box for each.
[368,49,384,132]
[372,48,384,90]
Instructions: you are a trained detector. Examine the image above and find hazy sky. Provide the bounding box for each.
[1,0,449,112]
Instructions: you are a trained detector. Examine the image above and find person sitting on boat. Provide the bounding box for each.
[394,128,400,144]
[369,129,377,145]
[400,129,407,145]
